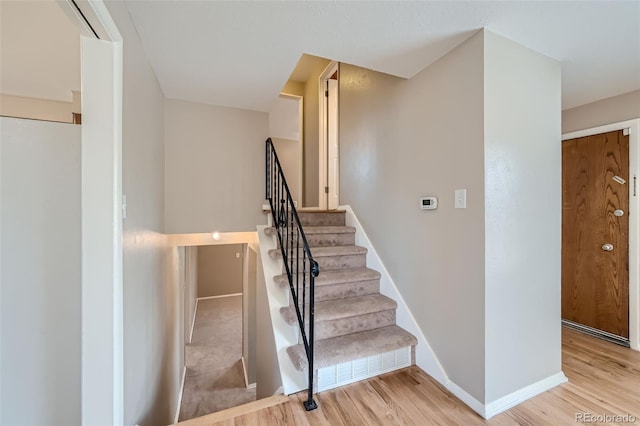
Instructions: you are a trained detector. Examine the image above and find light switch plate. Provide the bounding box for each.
[455,189,467,209]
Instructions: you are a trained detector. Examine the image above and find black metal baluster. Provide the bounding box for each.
[265,139,317,411]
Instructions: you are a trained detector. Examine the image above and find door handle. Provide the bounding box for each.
[602,243,614,252]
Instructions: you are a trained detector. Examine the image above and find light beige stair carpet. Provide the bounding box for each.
[178,295,255,422]
[267,210,417,377]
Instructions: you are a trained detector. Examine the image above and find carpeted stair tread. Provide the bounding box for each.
[265,226,355,236]
[268,245,367,259]
[297,211,346,226]
[286,325,417,371]
[297,209,346,213]
[280,294,397,325]
[273,268,380,288]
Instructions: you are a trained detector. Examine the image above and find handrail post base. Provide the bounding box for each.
[303,398,318,411]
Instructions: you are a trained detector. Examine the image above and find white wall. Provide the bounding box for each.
[483,31,562,403]
[271,137,302,203]
[0,93,79,123]
[282,80,304,97]
[339,29,564,410]
[255,250,283,398]
[0,117,81,425]
[562,90,640,133]
[197,244,244,297]
[270,95,303,203]
[104,2,183,425]
[164,99,269,233]
[339,32,487,401]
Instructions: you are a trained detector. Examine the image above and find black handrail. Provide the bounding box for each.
[265,138,319,411]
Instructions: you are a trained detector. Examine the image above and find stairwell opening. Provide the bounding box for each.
[169,232,261,423]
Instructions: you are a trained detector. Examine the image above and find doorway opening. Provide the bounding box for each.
[172,232,259,422]
[562,120,640,351]
[319,61,340,210]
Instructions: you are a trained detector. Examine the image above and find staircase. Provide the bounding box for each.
[267,210,417,392]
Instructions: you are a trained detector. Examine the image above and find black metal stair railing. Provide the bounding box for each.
[265,138,319,411]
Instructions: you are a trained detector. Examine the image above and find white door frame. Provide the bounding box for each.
[318,61,339,209]
[68,0,125,423]
[562,119,640,351]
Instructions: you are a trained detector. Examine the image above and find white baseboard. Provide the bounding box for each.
[445,380,486,418]
[483,372,568,419]
[197,293,243,301]
[247,382,256,389]
[241,356,249,389]
[446,371,568,419]
[174,366,187,424]
[189,299,198,344]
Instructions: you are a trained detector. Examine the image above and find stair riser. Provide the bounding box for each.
[277,232,355,249]
[281,254,366,273]
[315,280,380,302]
[297,212,345,227]
[309,310,396,342]
[280,279,381,303]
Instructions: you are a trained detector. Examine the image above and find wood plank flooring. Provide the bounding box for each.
[179,328,640,425]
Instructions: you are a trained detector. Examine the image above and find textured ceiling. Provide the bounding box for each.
[124,1,640,112]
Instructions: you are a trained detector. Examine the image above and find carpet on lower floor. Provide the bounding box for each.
[178,295,256,422]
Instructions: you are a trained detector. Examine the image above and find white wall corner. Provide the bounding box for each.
[340,205,448,385]
[445,380,486,418]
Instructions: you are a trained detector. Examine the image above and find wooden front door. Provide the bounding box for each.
[562,129,629,338]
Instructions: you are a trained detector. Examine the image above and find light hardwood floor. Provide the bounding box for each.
[178,328,640,425]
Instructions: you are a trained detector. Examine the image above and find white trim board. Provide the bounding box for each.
[197,293,243,300]
[483,373,568,419]
[446,372,568,419]
[189,298,198,344]
[241,356,249,389]
[77,1,124,422]
[563,119,640,351]
[240,356,257,389]
[174,366,187,424]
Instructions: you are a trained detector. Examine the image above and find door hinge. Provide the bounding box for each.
[325,90,328,97]
[634,175,637,197]
[324,186,329,194]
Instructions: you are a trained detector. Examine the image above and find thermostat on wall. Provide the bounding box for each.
[420,197,438,210]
